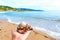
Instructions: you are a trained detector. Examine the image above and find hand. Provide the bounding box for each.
[12,30,31,40]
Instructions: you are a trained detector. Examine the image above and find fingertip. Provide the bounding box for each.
[25,31,31,34]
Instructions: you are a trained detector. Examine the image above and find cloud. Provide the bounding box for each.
[0,0,60,10]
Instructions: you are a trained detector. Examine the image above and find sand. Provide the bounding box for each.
[0,20,56,40]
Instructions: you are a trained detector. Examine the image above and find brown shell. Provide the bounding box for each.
[17,24,33,34]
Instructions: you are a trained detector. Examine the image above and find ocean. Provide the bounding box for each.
[0,10,60,38]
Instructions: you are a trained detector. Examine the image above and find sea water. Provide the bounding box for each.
[0,10,60,39]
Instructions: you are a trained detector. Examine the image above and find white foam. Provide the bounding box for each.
[7,17,19,24]
[34,27,60,39]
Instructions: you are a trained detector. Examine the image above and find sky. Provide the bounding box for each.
[0,0,60,10]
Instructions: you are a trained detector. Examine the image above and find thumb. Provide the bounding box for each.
[21,31,31,40]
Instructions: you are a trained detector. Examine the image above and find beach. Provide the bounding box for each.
[0,20,56,40]
[0,20,17,40]
[0,0,60,40]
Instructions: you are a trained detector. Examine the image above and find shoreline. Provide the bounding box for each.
[0,18,60,40]
[0,10,20,13]
[0,20,57,40]
[0,11,7,13]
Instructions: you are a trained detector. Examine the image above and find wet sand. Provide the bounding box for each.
[0,20,56,40]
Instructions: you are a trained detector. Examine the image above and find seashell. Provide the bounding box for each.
[17,21,33,34]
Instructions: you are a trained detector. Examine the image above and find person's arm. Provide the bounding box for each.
[12,30,31,40]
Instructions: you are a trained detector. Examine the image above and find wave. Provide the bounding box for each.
[7,17,20,24]
[32,26,60,39]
